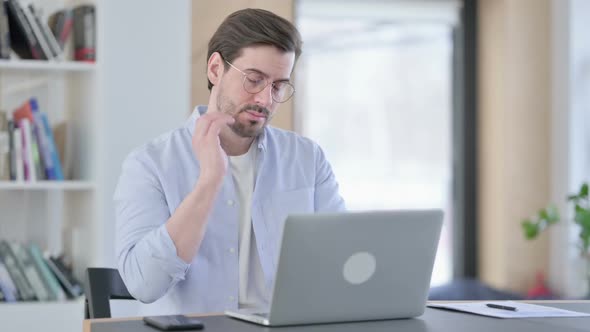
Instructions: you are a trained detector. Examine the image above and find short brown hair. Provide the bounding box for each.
[207,8,303,90]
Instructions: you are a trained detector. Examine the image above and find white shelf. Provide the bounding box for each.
[0,59,96,72]
[0,297,85,306]
[0,299,84,331]
[0,181,95,190]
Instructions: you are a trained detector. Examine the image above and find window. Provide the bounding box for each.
[296,0,461,286]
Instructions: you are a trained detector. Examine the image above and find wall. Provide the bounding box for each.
[478,0,552,293]
[191,0,295,131]
[550,0,590,298]
[99,0,191,267]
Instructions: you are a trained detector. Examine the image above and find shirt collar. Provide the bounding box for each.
[186,105,268,152]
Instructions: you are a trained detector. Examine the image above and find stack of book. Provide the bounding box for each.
[0,97,64,181]
[0,0,95,61]
[0,239,84,302]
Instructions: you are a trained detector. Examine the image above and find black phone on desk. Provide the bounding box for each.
[143,315,204,331]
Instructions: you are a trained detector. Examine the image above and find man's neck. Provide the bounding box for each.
[220,127,256,156]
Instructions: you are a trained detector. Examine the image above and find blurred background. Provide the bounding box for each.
[0,0,589,331]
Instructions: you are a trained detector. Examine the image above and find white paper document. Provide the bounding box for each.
[427,301,590,318]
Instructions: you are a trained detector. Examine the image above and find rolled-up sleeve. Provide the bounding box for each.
[114,152,190,303]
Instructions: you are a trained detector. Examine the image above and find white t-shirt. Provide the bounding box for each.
[229,141,268,309]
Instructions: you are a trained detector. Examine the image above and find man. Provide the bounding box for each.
[114,8,345,315]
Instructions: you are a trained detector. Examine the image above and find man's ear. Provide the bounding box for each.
[207,52,224,87]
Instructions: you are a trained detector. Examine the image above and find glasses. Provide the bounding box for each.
[225,60,295,103]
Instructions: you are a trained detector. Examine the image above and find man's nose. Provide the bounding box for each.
[253,84,273,108]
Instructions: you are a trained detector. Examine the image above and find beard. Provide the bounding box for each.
[216,91,271,138]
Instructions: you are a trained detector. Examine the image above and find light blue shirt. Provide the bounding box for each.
[114,106,346,315]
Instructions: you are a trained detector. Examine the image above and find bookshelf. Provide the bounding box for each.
[0,0,191,331]
[0,4,99,327]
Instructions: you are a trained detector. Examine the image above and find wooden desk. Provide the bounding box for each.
[84,301,590,332]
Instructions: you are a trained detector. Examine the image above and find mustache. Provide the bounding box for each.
[240,105,270,118]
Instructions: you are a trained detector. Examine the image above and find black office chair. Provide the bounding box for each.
[84,267,135,319]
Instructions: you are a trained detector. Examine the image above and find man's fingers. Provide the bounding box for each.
[194,116,211,139]
[194,112,225,138]
[194,112,234,139]
[205,114,235,138]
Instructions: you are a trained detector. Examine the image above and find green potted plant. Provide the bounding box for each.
[521,183,590,297]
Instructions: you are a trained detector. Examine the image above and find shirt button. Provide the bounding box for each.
[229,247,235,254]
[227,199,235,206]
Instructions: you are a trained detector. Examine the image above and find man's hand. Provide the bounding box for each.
[192,112,235,184]
[163,112,234,264]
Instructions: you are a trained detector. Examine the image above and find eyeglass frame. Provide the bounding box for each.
[223,60,295,103]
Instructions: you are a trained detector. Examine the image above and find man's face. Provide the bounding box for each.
[216,45,295,137]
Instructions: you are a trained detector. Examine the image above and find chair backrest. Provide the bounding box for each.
[84,267,135,319]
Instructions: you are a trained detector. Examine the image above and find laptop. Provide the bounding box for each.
[225,209,443,326]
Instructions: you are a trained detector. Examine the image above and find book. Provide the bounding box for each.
[0,240,36,301]
[28,5,62,59]
[48,9,72,51]
[13,102,44,180]
[9,242,52,301]
[12,127,24,181]
[20,3,53,60]
[13,98,63,180]
[30,120,44,180]
[0,111,9,180]
[0,261,18,302]
[28,243,66,301]
[5,0,45,59]
[44,254,83,298]
[7,120,15,180]
[0,0,11,59]
[39,112,63,180]
[12,99,33,122]
[17,118,35,181]
[52,121,68,179]
[29,98,54,179]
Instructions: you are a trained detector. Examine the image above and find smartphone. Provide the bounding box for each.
[143,315,204,331]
